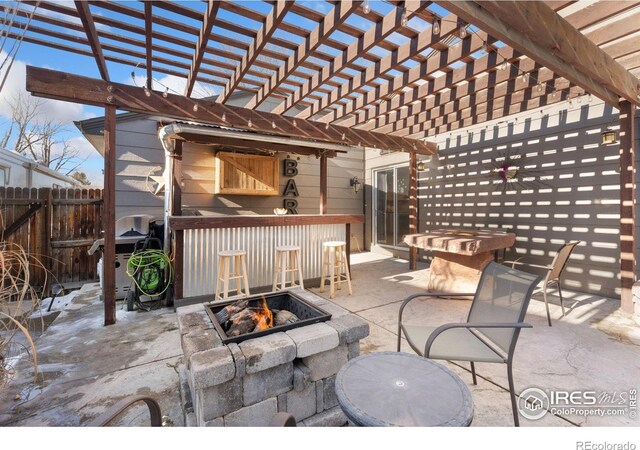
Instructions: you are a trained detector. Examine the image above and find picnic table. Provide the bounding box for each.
[404,229,516,293]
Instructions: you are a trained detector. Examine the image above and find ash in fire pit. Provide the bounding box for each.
[206,291,332,344]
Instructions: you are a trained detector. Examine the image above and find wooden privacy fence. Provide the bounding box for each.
[0,187,104,293]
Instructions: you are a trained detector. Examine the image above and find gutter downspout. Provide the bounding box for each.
[158,125,175,252]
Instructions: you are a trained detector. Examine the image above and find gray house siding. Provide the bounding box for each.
[112,116,365,245]
[365,99,640,299]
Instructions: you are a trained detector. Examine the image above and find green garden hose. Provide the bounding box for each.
[126,249,173,297]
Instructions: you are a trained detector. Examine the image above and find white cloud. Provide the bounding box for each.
[0,51,94,123]
[67,135,101,160]
[129,72,221,99]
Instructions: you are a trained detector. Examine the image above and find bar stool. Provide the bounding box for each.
[215,249,250,301]
[272,245,304,291]
[320,241,352,299]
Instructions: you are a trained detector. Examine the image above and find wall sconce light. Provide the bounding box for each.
[350,177,361,194]
[417,161,426,171]
[601,128,617,145]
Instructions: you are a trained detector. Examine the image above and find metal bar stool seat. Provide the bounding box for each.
[215,249,250,301]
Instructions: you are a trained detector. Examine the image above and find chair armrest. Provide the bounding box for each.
[397,292,474,352]
[504,259,552,271]
[424,322,533,358]
[88,395,163,427]
[398,292,474,328]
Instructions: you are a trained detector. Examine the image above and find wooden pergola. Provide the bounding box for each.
[5,0,639,324]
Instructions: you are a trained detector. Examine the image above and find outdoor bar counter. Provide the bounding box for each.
[169,214,364,306]
[404,229,516,293]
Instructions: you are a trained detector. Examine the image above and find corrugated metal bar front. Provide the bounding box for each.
[183,224,344,298]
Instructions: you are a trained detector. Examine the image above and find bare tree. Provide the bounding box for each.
[70,171,91,186]
[0,93,86,175]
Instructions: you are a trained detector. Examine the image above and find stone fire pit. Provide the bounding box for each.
[177,288,369,426]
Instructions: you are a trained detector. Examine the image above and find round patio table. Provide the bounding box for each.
[335,352,473,427]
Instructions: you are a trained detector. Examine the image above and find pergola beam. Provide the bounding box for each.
[185,0,221,97]
[74,1,109,81]
[437,1,640,106]
[26,66,436,155]
[247,0,363,110]
[217,0,294,103]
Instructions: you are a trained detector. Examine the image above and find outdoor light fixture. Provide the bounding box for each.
[350,177,361,194]
[601,128,617,145]
[417,161,426,171]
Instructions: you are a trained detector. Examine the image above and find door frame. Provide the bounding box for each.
[372,163,410,250]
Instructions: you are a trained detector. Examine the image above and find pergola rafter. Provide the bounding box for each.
[216,1,295,103]
[315,28,491,124]
[185,0,221,97]
[271,1,433,115]
[294,12,466,120]
[437,1,640,107]
[74,1,109,81]
[144,1,152,90]
[360,55,545,135]
[246,0,364,110]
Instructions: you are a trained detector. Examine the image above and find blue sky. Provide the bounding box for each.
[0,1,452,186]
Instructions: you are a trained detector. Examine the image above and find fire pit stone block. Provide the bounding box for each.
[196,377,243,423]
[285,323,339,358]
[322,375,338,409]
[177,304,213,336]
[301,406,348,427]
[293,361,311,392]
[315,380,324,413]
[243,363,294,406]
[284,382,317,421]
[326,314,369,346]
[348,342,360,360]
[224,398,278,427]
[239,332,296,374]
[189,346,235,391]
[301,345,348,382]
[182,329,222,368]
[291,288,329,307]
[227,343,246,378]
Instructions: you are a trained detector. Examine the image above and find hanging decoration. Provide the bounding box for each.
[486,150,548,192]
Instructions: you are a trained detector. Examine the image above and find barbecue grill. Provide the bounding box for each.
[88,214,157,300]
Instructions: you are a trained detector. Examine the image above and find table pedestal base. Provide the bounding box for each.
[428,251,493,293]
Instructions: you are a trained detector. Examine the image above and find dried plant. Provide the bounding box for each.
[0,240,43,389]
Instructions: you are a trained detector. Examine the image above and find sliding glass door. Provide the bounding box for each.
[374,165,410,248]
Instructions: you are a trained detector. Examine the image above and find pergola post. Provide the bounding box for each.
[320,153,328,214]
[619,100,636,313]
[170,139,184,300]
[409,151,418,270]
[103,105,116,326]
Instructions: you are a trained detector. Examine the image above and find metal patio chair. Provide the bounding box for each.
[397,262,542,426]
[505,241,581,326]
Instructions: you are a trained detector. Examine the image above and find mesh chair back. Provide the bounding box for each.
[467,262,541,355]
[547,241,581,280]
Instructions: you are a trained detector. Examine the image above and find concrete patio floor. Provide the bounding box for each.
[1,252,639,427]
